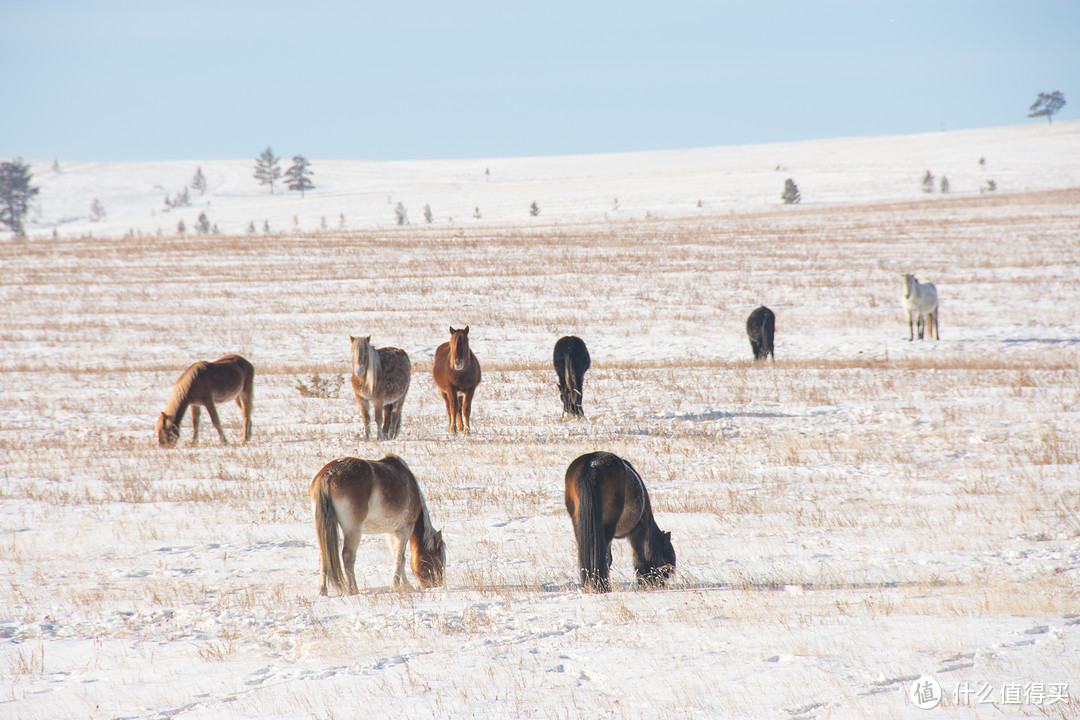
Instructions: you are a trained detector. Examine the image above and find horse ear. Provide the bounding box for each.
[349,335,355,342]
[449,326,454,335]
[463,325,469,335]
[364,335,371,343]
[663,531,672,541]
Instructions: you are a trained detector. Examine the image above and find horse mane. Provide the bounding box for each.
[395,455,437,550]
[164,362,205,416]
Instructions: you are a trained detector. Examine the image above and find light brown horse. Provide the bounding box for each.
[432,326,482,434]
[350,335,411,441]
[565,451,676,593]
[156,354,253,448]
[310,455,445,594]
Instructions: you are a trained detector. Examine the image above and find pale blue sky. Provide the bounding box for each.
[2,1,1076,161]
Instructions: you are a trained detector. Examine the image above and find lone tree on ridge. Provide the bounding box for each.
[1028,91,1066,124]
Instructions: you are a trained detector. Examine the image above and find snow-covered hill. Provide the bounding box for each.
[20,121,1080,239]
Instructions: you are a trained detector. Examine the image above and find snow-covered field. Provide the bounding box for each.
[3,123,1080,718]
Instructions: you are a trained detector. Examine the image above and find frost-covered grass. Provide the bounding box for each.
[2,126,1080,718]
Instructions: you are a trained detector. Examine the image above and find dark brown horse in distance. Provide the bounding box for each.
[432,326,481,434]
[746,306,775,361]
[553,335,591,418]
[564,451,676,593]
[156,354,253,447]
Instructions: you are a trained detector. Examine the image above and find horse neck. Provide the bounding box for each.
[163,376,195,423]
[409,494,436,551]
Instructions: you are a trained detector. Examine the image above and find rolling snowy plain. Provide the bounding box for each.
[3,123,1080,718]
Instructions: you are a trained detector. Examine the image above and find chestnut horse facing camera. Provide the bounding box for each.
[432,326,481,434]
[310,455,445,594]
[156,354,253,448]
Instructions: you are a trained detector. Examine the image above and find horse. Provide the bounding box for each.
[564,451,676,593]
[432,326,482,434]
[310,455,445,594]
[350,335,411,441]
[902,274,939,341]
[553,335,591,417]
[156,354,253,448]
[746,306,775,361]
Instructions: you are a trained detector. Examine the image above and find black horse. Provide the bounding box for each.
[564,451,676,593]
[553,335,591,417]
[746,306,775,361]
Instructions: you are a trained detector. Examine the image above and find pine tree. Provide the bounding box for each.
[1028,91,1066,125]
[196,212,211,234]
[424,205,434,224]
[254,146,281,194]
[921,170,935,194]
[395,202,408,225]
[284,155,315,197]
[89,198,106,222]
[177,219,186,235]
[781,178,801,204]
[191,167,208,195]
[530,201,540,216]
[0,159,40,237]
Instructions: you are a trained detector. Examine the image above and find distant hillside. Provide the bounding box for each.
[16,121,1080,240]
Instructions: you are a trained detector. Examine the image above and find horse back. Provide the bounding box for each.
[374,347,412,401]
[566,452,643,537]
[313,455,418,533]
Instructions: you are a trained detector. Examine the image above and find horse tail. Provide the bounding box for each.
[762,308,775,359]
[563,353,581,415]
[311,470,346,593]
[574,466,610,593]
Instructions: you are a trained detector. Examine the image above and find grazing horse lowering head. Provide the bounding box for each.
[448,326,471,371]
[156,413,180,448]
[412,529,447,589]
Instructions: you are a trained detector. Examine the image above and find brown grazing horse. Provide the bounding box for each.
[350,335,411,441]
[156,354,253,448]
[432,326,481,434]
[564,451,676,593]
[310,455,445,594]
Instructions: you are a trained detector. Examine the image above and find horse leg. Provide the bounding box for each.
[357,398,373,441]
[236,395,252,443]
[387,529,413,590]
[373,400,386,442]
[461,388,475,434]
[341,528,361,595]
[204,400,228,444]
[440,390,456,433]
[190,405,202,445]
[908,313,915,342]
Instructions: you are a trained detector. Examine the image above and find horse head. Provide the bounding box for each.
[448,326,470,371]
[350,335,373,378]
[412,530,446,589]
[156,412,180,448]
[638,530,676,588]
[902,273,916,299]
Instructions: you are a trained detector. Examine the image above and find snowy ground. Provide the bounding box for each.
[3,124,1080,718]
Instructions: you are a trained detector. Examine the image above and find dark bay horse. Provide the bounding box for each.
[156,354,253,448]
[564,451,676,593]
[553,335,591,418]
[350,335,411,441]
[310,455,445,594]
[432,326,481,434]
[746,306,775,361]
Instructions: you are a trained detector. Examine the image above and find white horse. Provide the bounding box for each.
[901,274,939,341]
